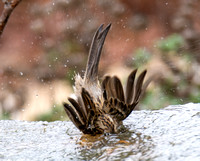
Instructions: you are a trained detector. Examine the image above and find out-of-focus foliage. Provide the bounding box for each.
[138,33,200,110]
[133,48,152,68]
[141,91,182,110]
[157,34,184,52]
[0,112,10,120]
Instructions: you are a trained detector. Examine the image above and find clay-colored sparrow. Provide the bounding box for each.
[63,24,147,135]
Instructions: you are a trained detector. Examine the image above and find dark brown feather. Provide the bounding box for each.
[102,76,125,101]
[102,70,147,121]
[110,76,125,102]
[125,69,137,104]
[133,70,147,104]
[102,76,111,100]
[122,70,147,118]
[102,76,116,100]
[103,97,127,122]
[81,88,96,112]
[68,97,86,124]
[63,103,85,131]
[77,96,88,118]
[85,24,111,83]
[81,88,97,126]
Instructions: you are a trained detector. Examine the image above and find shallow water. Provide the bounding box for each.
[0,103,200,160]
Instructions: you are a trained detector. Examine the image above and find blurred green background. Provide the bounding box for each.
[0,0,200,121]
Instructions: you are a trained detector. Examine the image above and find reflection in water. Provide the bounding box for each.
[77,126,154,160]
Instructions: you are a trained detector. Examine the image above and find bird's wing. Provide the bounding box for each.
[63,102,86,131]
[81,88,98,127]
[102,69,147,121]
[125,69,137,104]
[102,75,125,102]
[63,90,98,134]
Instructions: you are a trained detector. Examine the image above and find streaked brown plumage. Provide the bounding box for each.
[63,24,147,135]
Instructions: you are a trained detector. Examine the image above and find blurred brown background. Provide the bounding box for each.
[1,0,200,121]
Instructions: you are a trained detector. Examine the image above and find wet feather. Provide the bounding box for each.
[63,24,149,135]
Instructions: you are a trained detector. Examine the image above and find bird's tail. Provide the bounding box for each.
[84,24,111,83]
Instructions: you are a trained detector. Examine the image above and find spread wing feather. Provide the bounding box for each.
[63,102,85,131]
[102,69,147,121]
[68,97,86,124]
[125,69,137,104]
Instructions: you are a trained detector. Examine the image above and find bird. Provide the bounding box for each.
[63,24,147,135]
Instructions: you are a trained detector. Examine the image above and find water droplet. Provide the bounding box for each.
[125,38,130,42]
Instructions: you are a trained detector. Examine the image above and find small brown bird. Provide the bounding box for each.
[63,24,147,135]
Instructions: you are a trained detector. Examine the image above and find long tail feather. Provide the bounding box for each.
[85,24,111,82]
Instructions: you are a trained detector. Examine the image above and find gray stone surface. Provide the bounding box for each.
[0,103,200,161]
